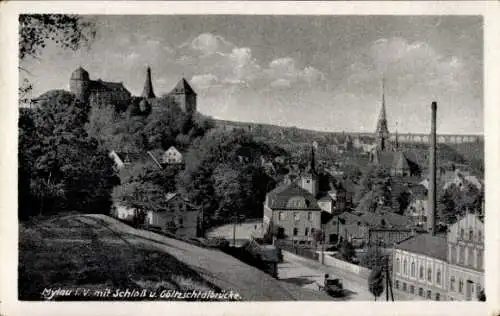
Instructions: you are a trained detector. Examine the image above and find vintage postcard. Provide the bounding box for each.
[1,1,499,316]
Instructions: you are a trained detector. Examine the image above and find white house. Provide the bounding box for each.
[109,150,125,170]
[146,193,200,238]
[161,146,183,165]
[113,203,137,221]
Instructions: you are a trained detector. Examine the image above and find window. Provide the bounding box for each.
[459,280,464,293]
[403,259,407,275]
[311,228,315,234]
[306,180,311,183]
[460,228,465,239]
[177,217,184,227]
[278,212,285,220]
[427,290,432,299]
[294,212,300,221]
[427,268,432,282]
[450,245,457,263]
[450,276,456,291]
[395,280,399,289]
[402,283,407,292]
[305,227,309,236]
[477,249,483,269]
[396,258,400,273]
[435,293,441,301]
[419,266,424,279]
[411,262,416,277]
[469,229,474,241]
[459,246,465,264]
[436,270,441,285]
[410,285,415,294]
[293,228,298,236]
[467,246,474,266]
[478,230,482,242]
[418,288,423,297]
[307,212,312,221]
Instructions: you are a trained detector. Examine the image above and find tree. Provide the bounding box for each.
[339,240,356,262]
[19,14,96,60]
[18,90,119,219]
[477,288,486,301]
[368,267,385,301]
[359,246,384,269]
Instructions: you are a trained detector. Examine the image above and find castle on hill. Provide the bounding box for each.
[69,66,197,115]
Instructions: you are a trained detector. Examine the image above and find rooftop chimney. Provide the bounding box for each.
[427,101,437,235]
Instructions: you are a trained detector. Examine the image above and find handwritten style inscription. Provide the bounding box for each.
[41,288,243,300]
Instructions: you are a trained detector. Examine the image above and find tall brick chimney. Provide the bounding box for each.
[427,101,437,235]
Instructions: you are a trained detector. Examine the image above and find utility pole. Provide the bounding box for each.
[232,214,237,247]
[321,223,325,264]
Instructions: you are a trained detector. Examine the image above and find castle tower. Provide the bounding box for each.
[169,78,197,115]
[70,67,90,102]
[375,77,390,151]
[141,66,156,99]
[300,143,319,197]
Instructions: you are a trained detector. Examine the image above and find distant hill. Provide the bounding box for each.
[214,119,484,175]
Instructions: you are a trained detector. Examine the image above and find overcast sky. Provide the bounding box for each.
[21,15,483,134]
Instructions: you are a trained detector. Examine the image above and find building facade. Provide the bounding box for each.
[263,183,322,243]
[393,233,448,300]
[447,213,484,301]
[161,146,183,165]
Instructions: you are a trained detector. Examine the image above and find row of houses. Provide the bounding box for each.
[109,146,205,238]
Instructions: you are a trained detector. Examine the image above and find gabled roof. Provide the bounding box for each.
[90,80,131,94]
[169,78,196,96]
[395,233,447,261]
[266,183,321,210]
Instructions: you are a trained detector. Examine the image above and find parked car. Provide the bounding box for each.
[321,278,344,297]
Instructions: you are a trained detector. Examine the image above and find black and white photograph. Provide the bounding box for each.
[2,1,499,315]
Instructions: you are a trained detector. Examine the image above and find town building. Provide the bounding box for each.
[405,184,428,228]
[393,233,448,300]
[446,212,484,301]
[263,146,322,243]
[145,193,201,238]
[323,210,413,246]
[161,146,183,165]
[262,182,322,243]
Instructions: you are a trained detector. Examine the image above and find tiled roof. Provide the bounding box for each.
[395,233,447,261]
[90,80,130,94]
[266,183,321,210]
[169,78,196,95]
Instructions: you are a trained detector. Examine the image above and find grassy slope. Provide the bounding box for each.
[19,214,331,301]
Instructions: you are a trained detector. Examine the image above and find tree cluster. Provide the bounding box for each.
[177,129,282,228]
[18,91,119,220]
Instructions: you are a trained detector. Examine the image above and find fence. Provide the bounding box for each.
[320,253,372,279]
[276,240,319,261]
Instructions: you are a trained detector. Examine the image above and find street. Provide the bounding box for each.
[209,221,417,301]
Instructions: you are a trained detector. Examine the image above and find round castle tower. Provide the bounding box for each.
[70,67,91,102]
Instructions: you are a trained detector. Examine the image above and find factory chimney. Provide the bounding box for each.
[427,101,437,235]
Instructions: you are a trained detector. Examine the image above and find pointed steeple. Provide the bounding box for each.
[141,66,156,99]
[375,76,390,151]
[306,142,317,176]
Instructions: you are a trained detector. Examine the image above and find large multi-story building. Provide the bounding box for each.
[392,212,484,301]
[446,212,484,301]
[263,146,323,243]
[393,233,448,300]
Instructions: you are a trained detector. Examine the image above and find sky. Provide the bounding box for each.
[21,15,483,134]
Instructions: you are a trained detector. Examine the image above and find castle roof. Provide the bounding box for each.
[89,80,131,95]
[169,78,196,96]
[70,67,89,80]
[141,67,156,99]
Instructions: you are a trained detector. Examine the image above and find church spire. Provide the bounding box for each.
[375,76,390,151]
[141,66,156,99]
